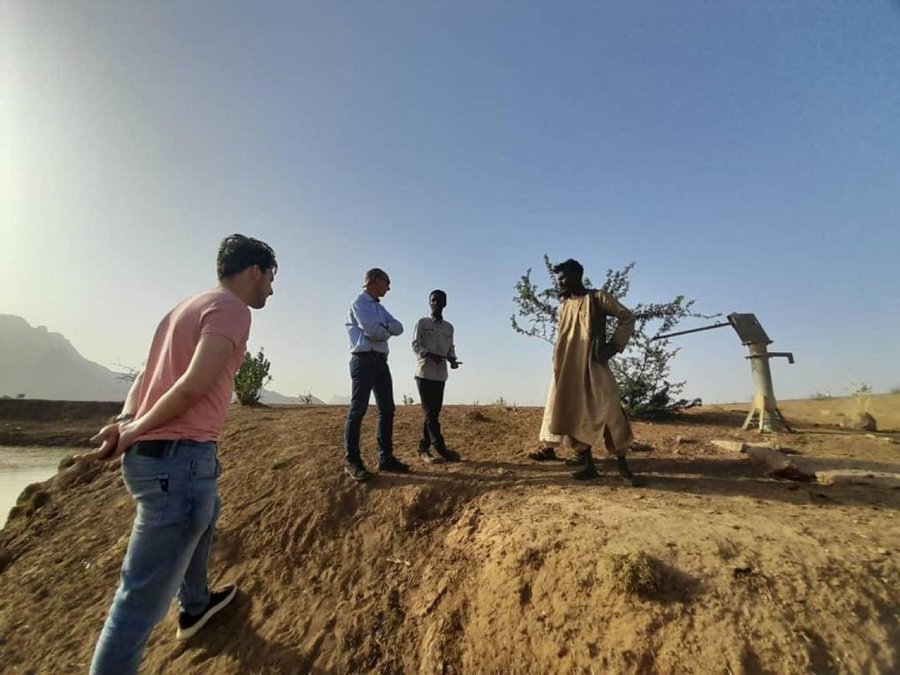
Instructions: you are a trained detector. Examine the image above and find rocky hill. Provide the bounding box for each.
[0,315,306,406]
[0,315,128,401]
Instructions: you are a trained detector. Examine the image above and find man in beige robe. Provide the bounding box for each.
[531,258,642,485]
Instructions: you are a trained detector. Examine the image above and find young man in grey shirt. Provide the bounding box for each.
[411,289,462,463]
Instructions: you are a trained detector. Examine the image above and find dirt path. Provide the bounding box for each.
[1,404,898,673]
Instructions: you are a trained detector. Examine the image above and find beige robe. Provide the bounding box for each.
[539,290,635,455]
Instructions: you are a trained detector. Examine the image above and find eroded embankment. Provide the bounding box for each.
[1,404,898,674]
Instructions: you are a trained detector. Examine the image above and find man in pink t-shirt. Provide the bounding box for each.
[79,234,276,675]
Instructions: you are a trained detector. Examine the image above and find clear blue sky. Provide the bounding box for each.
[3,1,899,405]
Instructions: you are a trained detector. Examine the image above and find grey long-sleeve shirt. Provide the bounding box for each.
[411,316,457,381]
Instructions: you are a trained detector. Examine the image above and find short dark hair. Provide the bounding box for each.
[217,234,277,280]
[430,289,447,301]
[551,258,584,279]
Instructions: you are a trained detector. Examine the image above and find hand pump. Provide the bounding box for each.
[654,313,794,432]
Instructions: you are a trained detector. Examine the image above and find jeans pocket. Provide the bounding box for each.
[191,454,220,480]
[124,473,169,528]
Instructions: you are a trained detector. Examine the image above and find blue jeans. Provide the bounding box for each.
[344,352,395,464]
[90,440,222,675]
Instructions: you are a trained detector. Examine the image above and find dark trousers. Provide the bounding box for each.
[416,376,446,452]
[344,352,395,463]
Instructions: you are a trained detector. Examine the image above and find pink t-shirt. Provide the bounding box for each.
[134,287,251,443]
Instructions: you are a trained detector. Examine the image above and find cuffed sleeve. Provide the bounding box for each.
[383,308,404,336]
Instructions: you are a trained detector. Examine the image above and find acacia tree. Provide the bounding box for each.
[114,361,142,384]
[234,347,272,406]
[511,255,712,418]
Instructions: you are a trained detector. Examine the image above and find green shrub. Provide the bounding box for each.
[234,348,272,406]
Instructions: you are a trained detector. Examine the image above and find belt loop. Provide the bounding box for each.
[167,440,179,458]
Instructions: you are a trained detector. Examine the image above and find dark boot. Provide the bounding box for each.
[528,446,558,461]
[616,455,644,487]
[379,456,411,474]
[564,452,587,466]
[435,447,461,462]
[571,449,599,480]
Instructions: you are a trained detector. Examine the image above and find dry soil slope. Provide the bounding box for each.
[1,405,898,674]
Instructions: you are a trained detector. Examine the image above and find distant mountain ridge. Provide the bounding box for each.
[0,314,311,404]
[259,389,326,406]
[0,315,129,401]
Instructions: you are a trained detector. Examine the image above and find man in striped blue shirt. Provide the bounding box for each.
[343,268,409,481]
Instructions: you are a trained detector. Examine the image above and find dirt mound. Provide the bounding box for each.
[409,490,898,673]
[841,411,878,432]
[1,405,898,673]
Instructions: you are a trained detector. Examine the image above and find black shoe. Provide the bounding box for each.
[572,450,598,480]
[435,448,461,462]
[565,447,592,467]
[528,446,559,461]
[378,456,411,474]
[616,456,644,487]
[345,461,371,482]
[572,464,600,481]
[176,585,237,640]
[417,449,443,464]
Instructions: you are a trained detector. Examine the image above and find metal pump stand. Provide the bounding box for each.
[655,313,794,433]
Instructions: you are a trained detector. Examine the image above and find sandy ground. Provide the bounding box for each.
[0,398,898,674]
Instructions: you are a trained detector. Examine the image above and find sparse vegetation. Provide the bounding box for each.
[511,256,714,418]
[113,361,141,384]
[234,348,272,406]
[849,382,873,413]
[299,391,314,405]
[605,551,663,598]
[402,394,415,406]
